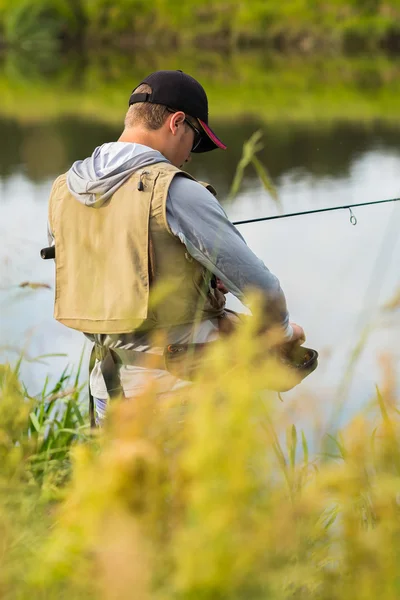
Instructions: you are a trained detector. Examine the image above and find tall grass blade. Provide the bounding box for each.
[288,424,297,470]
[251,154,280,204]
[228,130,279,203]
[301,429,309,465]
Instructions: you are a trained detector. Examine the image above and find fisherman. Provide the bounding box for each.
[47,70,305,425]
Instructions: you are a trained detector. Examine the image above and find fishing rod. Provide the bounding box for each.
[232,196,400,227]
[40,196,400,260]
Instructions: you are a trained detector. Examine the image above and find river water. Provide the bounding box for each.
[1,113,399,430]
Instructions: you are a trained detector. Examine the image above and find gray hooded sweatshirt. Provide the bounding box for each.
[61,142,292,402]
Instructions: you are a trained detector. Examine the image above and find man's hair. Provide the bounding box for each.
[124,84,170,130]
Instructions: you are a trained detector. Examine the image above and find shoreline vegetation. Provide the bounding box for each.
[2,51,400,126]
[2,321,400,598]
[2,0,400,53]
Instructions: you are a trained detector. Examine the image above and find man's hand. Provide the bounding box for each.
[216,278,229,294]
[289,322,306,345]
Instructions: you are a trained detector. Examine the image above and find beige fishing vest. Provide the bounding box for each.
[48,162,225,334]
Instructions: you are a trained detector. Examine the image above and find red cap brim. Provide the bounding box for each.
[195,119,227,152]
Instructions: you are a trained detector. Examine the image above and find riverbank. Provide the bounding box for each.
[1,51,400,126]
[1,336,400,598]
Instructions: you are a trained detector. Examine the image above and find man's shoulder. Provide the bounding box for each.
[50,173,68,197]
[170,172,218,200]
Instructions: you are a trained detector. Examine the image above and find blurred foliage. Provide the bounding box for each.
[0,0,83,52]
[0,358,90,596]
[1,0,400,50]
[1,50,400,125]
[0,353,89,488]
[0,313,400,598]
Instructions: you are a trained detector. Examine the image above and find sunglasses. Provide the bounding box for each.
[167,108,202,152]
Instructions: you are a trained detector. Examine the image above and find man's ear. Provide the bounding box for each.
[169,111,186,132]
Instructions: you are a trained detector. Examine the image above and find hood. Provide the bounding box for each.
[67,142,169,208]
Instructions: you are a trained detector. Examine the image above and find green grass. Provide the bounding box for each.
[0,350,90,492]
[1,313,400,598]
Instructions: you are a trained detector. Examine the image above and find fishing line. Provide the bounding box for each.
[330,200,400,425]
[40,197,400,260]
[232,196,400,227]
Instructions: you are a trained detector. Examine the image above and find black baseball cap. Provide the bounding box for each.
[128,70,227,153]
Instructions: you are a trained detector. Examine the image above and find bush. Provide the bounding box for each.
[0,0,398,50]
[0,0,82,51]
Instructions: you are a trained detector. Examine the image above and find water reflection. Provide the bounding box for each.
[1,115,400,199]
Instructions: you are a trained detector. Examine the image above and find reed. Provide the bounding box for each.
[0,310,399,598]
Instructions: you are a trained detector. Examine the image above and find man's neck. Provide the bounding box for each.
[118,128,159,150]
[118,127,177,166]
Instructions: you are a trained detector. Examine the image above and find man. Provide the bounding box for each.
[47,70,305,425]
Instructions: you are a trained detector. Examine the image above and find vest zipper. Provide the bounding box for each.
[137,170,150,191]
